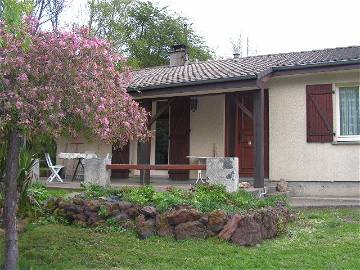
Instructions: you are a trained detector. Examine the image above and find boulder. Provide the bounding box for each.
[136,214,156,239]
[166,206,201,226]
[141,206,157,218]
[207,210,227,233]
[231,215,262,246]
[174,221,208,240]
[113,212,129,223]
[45,197,61,211]
[254,209,277,239]
[83,200,102,212]
[118,201,133,211]
[125,206,140,219]
[156,214,174,237]
[218,214,241,240]
[276,180,288,192]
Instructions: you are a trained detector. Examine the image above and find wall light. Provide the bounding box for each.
[190,96,198,112]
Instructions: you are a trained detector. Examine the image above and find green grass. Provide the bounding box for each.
[1,208,360,269]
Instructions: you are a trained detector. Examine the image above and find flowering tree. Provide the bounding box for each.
[0,15,149,269]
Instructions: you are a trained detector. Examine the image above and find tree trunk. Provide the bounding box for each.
[3,129,21,270]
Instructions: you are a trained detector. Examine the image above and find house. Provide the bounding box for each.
[57,45,360,197]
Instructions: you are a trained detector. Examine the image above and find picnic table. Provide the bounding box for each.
[58,152,98,181]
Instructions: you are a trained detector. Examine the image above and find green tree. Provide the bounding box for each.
[88,0,214,68]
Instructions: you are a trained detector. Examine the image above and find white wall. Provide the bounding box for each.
[268,70,360,182]
[129,95,226,178]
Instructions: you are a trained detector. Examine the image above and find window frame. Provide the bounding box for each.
[335,83,360,142]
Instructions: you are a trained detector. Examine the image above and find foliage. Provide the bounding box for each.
[1,208,359,269]
[0,16,150,148]
[17,146,37,213]
[121,185,155,206]
[88,0,214,68]
[81,183,120,199]
[84,184,287,213]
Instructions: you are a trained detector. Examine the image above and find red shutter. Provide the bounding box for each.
[306,84,334,142]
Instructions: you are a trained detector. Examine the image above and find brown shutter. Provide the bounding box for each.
[306,84,333,142]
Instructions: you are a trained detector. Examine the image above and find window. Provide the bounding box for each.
[336,85,360,141]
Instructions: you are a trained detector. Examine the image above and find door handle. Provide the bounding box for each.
[247,140,252,146]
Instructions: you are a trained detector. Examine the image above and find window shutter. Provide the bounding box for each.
[306,84,333,142]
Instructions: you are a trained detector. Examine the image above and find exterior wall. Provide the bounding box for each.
[268,70,360,182]
[189,95,225,178]
[129,95,226,178]
[56,137,112,177]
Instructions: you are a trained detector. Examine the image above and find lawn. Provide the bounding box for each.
[1,208,359,269]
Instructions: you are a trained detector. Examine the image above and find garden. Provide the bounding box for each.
[0,181,359,269]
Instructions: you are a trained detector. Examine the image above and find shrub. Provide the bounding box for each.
[121,185,155,206]
[152,191,186,212]
[82,183,121,199]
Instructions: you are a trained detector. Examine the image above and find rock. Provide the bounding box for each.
[72,213,87,223]
[166,206,201,226]
[254,209,277,239]
[83,200,102,212]
[72,197,85,206]
[199,215,208,225]
[141,206,157,218]
[136,214,156,239]
[156,214,174,237]
[113,212,129,223]
[207,210,227,233]
[118,201,133,211]
[276,180,288,192]
[104,202,120,216]
[86,213,103,226]
[73,220,87,227]
[125,206,140,219]
[231,215,262,246]
[218,214,241,240]
[174,221,208,240]
[45,197,61,211]
[239,182,251,188]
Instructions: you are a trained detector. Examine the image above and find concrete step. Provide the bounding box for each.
[290,196,360,208]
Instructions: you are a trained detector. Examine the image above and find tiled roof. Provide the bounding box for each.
[130,46,360,90]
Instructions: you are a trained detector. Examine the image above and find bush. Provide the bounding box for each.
[121,185,155,206]
[81,183,120,199]
[79,183,287,213]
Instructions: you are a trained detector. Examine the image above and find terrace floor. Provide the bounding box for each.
[43,176,197,191]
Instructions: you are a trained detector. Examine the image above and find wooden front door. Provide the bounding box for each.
[169,97,190,180]
[235,91,269,177]
[236,93,254,176]
[112,143,129,178]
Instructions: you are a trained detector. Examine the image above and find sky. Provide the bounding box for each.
[63,0,360,58]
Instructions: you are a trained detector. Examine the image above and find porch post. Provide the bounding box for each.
[253,88,265,188]
[139,142,151,185]
[139,99,152,185]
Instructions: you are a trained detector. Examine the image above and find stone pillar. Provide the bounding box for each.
[206,157,239,192]
[84,154,112,187]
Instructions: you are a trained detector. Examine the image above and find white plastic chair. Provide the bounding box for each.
[45,153,64,182]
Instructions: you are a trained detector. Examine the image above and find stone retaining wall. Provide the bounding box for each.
[46,197,293,246]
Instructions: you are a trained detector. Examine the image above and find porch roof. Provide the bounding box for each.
[129,46,360,92]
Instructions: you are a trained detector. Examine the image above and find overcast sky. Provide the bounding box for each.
[64,0,360,58]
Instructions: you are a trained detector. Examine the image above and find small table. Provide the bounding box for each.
[186,156,211,184]
[58,153,98,181]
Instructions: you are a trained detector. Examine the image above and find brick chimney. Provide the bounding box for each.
[170,44,188,66]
